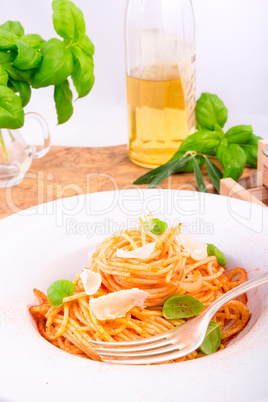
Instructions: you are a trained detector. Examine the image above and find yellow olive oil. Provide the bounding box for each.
[127,64,195,168]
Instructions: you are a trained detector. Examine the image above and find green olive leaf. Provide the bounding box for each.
[77,34,94,56]
[20,34,45,50]
[52,0,86,40]
[179,130,221,156]
[54,79,73,124]
[144,218,168,235]
[240,134,262,167]
[71,46,94,98]
[225,125,253,145]
[0,85,24,129]
[0,21,24,37]
[216,143,247,181]
[47,279,75,308]
[193,157,208,193]
[169,150,205,173]
[0,65,8,86]
[32,38,73,88]
[134,154,193,186]
[12,40,42,70]
[199,320,223,354]
[196,93,228,131]
[147,154,193,188]
[0,29,19,51]
[163,295,204,320]
[205,157,223,193]
[9,79,31,107]
[207,243,227,266]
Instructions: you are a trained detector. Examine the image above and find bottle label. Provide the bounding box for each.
[181,53,196,133]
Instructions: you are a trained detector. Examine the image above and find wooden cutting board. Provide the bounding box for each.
[0,144,256,220]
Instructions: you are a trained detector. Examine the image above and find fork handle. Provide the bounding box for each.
[203,271,268,320]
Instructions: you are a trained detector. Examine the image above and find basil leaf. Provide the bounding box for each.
[193,157,208,193]
[0,49,17,65]
[54,79,73,124]
[77,34,94,57]
[214,123,225,138]
[148,154,193,188]
[216,143,247,181]
[205,157,223,193]
[144,218,168,235]
[52,0,86,40]
[196,93,228,131]
[8,81,17,92]
[179,130,221,156]
[71,46,94,98]
[163,295,204,319]
[240,134,262,167]
[0,65,8,86]
[0,21,24,37]
[0,28,19,50]
[13,40,42,70]
[9,79,31,107]
[199,320,223,354]
[2,63,34,83]
[0,50,34,82]
[0,86,24,129]
[47,279,75,308]
[32,38,73,88]
[225,125,253,145]
[207,243,227,266]
[20,34,45,50]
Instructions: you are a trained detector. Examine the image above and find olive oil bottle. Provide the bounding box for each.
[125,0,196,168]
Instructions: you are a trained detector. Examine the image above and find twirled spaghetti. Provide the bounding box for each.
[30,220,250,363]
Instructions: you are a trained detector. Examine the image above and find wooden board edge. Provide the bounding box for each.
[220,178,266,207]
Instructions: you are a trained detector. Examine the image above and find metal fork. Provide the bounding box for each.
[90,272,268,364]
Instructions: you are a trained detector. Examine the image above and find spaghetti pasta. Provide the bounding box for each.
[30,219,250,363]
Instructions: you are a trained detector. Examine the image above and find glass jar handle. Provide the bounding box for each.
[25,112,51,159]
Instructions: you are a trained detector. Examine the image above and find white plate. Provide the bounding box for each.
[0,190,267,402]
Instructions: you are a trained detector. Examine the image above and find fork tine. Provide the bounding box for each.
[93,340,185,354]
[90,327,176,348]
[102,347,195,365]
[96,342,186,358]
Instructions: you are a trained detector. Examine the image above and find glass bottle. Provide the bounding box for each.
[125,0,196,168]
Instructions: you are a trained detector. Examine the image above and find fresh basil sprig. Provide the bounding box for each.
[216,143,247,181]
[163,295,204,320]
[144,218,168,235]
[0,0,94,131]
[47,279,75,307]
[199,320,223,354]
[207,243,227,266]
[196,93,228,131]
[134,92,262,191]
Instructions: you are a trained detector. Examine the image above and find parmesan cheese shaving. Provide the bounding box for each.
[80,270,102,295]
[116,242,156,259]
[177,234,208,261]
[89,288,149,320]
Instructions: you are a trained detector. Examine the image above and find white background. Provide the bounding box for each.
[1,0,268,146]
